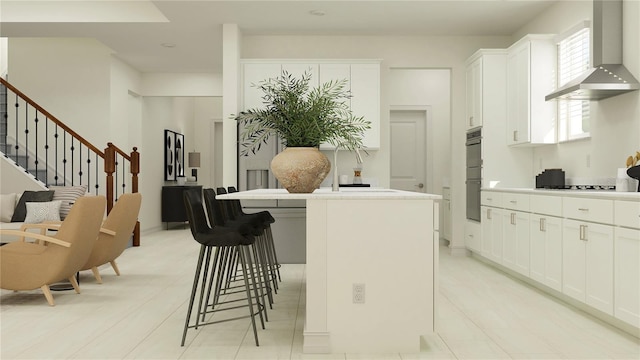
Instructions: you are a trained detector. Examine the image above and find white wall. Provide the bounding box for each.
[8,38,113,147]
[387,68,451,193]
[241,34,512,251]
[514,0,640,182]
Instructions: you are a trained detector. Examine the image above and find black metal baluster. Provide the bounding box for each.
[70,138,75,185]
[94,152,99,195]
[34,111,39,182]
[63,132,67,185]
[87,148,91,191]
[24,103,28,173]
[78,143,83,185]
[45,118,49,186]
[54,124,59,185]
[14,94,19,165]
[121,156,126,197]
[115,154,119,200]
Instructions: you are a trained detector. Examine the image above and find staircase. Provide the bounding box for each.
[0,77,141,246]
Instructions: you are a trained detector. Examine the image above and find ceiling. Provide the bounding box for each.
[0,0,559,74]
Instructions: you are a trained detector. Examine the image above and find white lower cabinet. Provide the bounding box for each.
[614,227,640,327]
[465,220,481,253]
[481,206,503,264]
[562,219,614,315]
[502,210,530,276]
[529,214,562,291]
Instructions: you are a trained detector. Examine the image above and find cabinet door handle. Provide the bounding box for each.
[487,208,492,220]
[487,198,492,201]
[579,224,588,241]
[540,218,546,232]
[469,116,473,126]
[513,130,518,142]
[510,200,517,204]
[511,212,516,225]
[578,208,589,212]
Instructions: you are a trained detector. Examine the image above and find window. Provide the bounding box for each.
[557,24,590,141]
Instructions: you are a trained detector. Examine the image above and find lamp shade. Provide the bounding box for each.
[188,152,201,168]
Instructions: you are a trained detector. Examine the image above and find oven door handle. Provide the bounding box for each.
[466,180,482,184]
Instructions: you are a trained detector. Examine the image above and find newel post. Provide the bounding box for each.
[104,143,116,214]
[130,147,141,246]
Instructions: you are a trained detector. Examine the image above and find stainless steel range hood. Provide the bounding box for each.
[546,0,640,101]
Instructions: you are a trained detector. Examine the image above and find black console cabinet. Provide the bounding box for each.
[161,185,202,228]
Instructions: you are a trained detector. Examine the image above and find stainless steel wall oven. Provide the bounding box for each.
[466,128,482,222]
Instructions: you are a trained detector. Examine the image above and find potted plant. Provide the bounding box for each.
[235,70,371,193]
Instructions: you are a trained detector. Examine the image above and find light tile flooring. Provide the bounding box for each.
[1,229,639,359]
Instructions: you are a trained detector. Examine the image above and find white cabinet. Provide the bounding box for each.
[529,194,563,292]
[350,63,381,149]
[502,193,530,276]
[481,191,504,264]
[562,219,614,315]
[465,220,481,253]
[506,35,557,146]
[442,187,451,241]
[562,196,615,315]
[614,200,640,327]
[465,57,482,130]
[529,214,563,291]
[465,50,507,131]
[614,227,640,327]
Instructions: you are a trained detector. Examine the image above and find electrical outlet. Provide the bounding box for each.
[353,283,365,304]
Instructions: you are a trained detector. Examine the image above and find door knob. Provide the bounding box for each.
[415,183,424,189]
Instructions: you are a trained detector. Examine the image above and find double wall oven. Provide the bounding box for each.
[466,128,482,222]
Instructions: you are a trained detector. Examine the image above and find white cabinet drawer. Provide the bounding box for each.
[481,191,502,207]
[615,200,640,229]
[502,193,530,212]
[530,194,562,217]
[563,197,613,224]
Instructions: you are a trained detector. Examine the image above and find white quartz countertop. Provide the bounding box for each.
[481,187,640,201]
[217,188,442,200]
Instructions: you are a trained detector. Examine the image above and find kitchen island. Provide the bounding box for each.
[218,188,441,353]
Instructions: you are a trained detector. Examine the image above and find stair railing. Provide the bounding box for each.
[0,77,141,246]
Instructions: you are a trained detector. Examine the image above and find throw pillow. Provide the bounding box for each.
[0,193,17,222]
[24,201,62,224]
[11,191,55,222]
[50,185,88,220]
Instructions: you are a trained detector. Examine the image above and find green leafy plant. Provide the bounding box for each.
[235,70,371,156]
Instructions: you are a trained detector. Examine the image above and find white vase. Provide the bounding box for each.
[271,147,331,193]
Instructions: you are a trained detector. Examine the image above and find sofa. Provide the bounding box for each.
[0,185,89,241]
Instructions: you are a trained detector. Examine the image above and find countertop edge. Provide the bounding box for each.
[481,187,640,201]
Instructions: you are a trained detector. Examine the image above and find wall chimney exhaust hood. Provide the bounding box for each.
[545,0,639,101]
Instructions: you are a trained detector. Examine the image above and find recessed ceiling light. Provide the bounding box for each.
[309,9,325,16]
[161,42,176,48]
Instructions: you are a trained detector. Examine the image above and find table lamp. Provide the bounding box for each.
[188,151,201,182]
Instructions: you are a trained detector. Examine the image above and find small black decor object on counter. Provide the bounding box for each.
[626,165,640,192]
[536,169,565,189]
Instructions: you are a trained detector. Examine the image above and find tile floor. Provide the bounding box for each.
[1,228,639,359]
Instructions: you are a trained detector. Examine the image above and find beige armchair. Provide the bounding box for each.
[0,196,107,306]
[81,193,142,283]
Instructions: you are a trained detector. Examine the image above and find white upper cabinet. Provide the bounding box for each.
[349,63,381,149]
[506,35,557,146]
[465,50,507,131]
[465,56,483,130]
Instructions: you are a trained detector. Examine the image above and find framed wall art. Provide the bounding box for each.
[164,130,185,181]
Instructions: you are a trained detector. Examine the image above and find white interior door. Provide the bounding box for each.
[390,109,427,192]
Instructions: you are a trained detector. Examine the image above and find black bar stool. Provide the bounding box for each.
[203,188,275,308]
[180,189,266,347]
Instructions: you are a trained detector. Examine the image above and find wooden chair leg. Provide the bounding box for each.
[41,285,55,306]
[110,260,121,276]
[91,267,103,284]
[69,276,81,294]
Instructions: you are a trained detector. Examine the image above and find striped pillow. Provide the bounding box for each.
[50,185,88,220]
